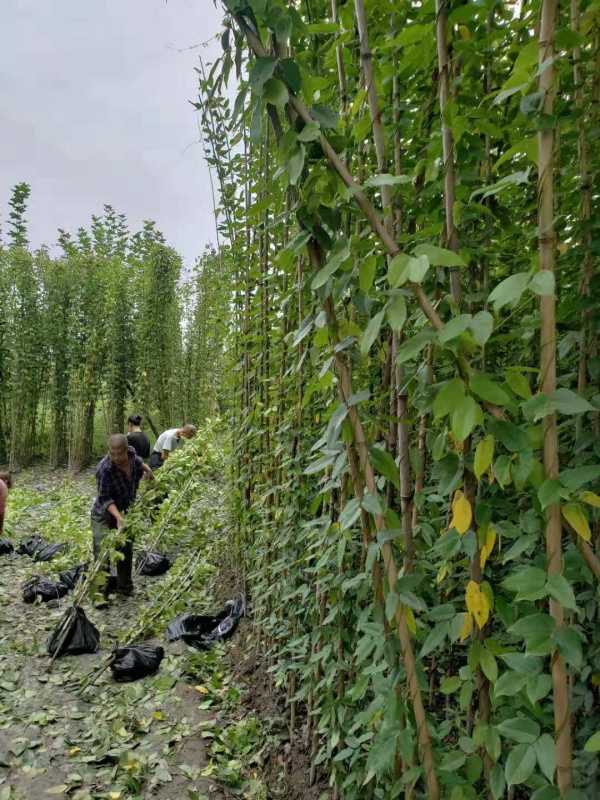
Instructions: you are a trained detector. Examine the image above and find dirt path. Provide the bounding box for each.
[0,467,256,800]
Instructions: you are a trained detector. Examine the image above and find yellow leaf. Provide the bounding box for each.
[459,612,473,642]
[153,711,164,720]
[68,747,80,757]
[450,490,472,535]
[562,502,591,542]
[109,794,122,800]
[404,606,416,636]
[474,435,495,481]
[581,491,600,509]
[194,685,209,694]
[436,564,449,584]
[465,580,490,630]
[479,525,496,570]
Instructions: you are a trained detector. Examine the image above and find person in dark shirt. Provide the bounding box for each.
[126,414,151,459]
[91,434,154,597]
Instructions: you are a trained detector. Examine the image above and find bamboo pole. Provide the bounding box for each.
[435,0,461,304]
[538,0,572,792]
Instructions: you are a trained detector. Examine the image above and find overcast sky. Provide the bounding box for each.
[0,0,225,266]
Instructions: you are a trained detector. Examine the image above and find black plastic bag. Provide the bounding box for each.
[137,550,171,576]
[23,575,69,603]
[17,535,45,557]
[17,536,65,561]
[166,596,245,650]
[47,606,100,657]
[34,542,66,562]
[59,563,87,590]
[110,645,165,682]
[0,539,14,555]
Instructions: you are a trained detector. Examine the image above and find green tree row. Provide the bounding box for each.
[0,184,228,469]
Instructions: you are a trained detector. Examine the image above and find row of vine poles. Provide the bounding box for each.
[0,194,221,470]
[198,1,600,797]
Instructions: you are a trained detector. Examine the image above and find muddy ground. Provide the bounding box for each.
[0,468,328,800]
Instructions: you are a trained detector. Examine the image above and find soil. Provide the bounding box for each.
[226,625,329,800]
[0,467,328,800]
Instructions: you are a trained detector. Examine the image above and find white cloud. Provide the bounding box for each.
[0,0,226,266]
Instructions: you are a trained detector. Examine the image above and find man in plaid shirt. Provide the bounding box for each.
[91,434,154,597]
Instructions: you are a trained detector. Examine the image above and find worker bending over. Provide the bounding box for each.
[148,424,196,470]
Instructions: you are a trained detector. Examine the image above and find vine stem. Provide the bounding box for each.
[538,0,572,792]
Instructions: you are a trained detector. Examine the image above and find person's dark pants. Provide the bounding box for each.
[149,452,163,471]
[92,519,133,596]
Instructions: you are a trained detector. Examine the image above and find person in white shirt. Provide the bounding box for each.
[148,424,196,470]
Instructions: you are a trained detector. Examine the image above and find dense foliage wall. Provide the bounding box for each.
[0,187,229,469]
[198,1,600,798]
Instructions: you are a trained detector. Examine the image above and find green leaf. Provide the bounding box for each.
[546,574,576,611]
[550,388,593,415]
[361,310,385,355]
[297,121,320,142]
[386,591,399,621]
[249,56,277,92]
[387,253,412,287]
[413,243,466,267]
[386,295,407,332]
[439,314,472,345]
[494,136,538,170]
[470,374,511,406]
[440,676,461,694]
[526,673,552,704]
[359,255,377,292]
[494,671,528,698]
[305,21,339,35]
[560,465,600,490]
[311,103,339,128]
[529,270,555,296]
[263,78,289,108]
[553,627,582,668]
[509,613,555,643]
[278,58,302,93]
[469,311,494,346]
[584,732,600,753]
[534,734,556,783]
[433,378,465,419]
[480,647,498,683]
[505,743,536,786]
[369,446,399,489]
[420,622,449,658]
[311,241,349,290]
[502,567,547,601]
[451,395,482,442]
[490,764,506,800]
[494,455,512,488]
[361,491,382,515]
[396,330,434,364]
[497,717,540,744]
[488,419,530,452]
[506,370,532,399]
[488,272,530,312]
[522,392,554,422]
[538,479,566,510]
[408,254,430,283]
[474,435,495,479]
[287,145,306,186]
[339,498,361,529]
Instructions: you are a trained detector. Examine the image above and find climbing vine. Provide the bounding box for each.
[197,1,600,798]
